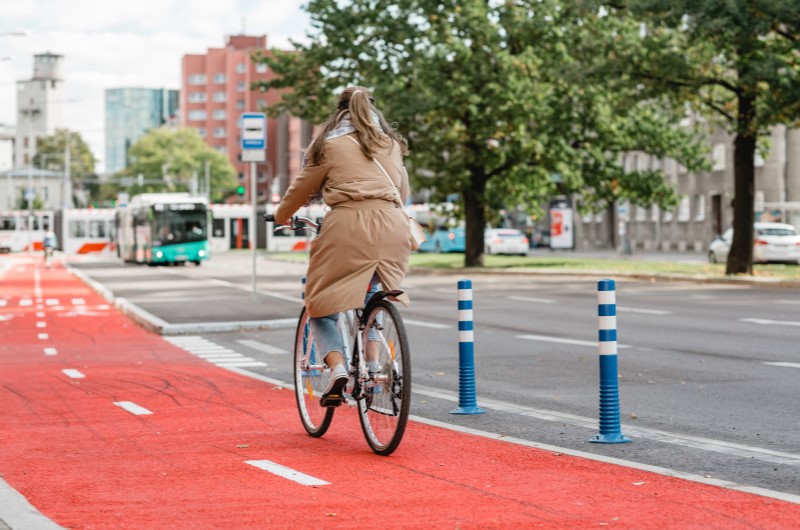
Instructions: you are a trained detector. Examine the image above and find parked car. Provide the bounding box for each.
[484,228,529,256]
[708,222,800,264]
[418,226,466,253]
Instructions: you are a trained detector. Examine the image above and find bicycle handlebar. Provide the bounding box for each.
[264,213,321,232]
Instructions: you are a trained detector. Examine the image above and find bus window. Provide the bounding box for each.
[89,220,106,238]
[70,220,87,238]
[0,216,15,230]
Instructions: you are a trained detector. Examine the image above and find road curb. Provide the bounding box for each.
[0,477,64,530]
[65,263,297,335]
[409,266,800,289]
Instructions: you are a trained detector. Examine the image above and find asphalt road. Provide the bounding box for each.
[67,252,800,498]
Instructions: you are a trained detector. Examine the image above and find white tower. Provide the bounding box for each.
[15,53,65,168]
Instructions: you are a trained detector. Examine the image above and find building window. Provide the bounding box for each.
[213,109,226,120]
[635,206,647,222]
[650,204,660,222]
[236,81,246,92]
[236,99,245,110]
[257,99,266,109]
[256,63,268,73]
[216,146,227,154]
[677,196,691,222]
[712,144,726,171]
[662,209,673,223]
[188,74,207,85]
[213,73,226,84]
[197,128,206,138]
[188,92,207,103]
[238,172,245,180]
[236,63,246,74]
[213,127,226,138]
[188,110,207,121]
[694,194,706,221]
[213,91,227,102]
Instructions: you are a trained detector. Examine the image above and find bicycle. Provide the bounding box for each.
[264,213,412,456]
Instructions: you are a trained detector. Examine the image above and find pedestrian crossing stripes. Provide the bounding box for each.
[164,336,268,369]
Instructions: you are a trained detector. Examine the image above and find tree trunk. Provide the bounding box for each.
[726,92,757,275]
[464,168,487,267]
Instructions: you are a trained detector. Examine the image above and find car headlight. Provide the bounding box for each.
[198,250,206,257]
[155,251,163,259]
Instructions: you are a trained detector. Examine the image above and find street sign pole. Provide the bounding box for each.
[250,160,257,297]
[240,113,267,299]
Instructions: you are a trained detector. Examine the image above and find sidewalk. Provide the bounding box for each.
[2,255,800,528]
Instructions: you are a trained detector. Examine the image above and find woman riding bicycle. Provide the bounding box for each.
[274,86,413,407]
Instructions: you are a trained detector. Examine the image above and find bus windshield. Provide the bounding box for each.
[153,209,207,245]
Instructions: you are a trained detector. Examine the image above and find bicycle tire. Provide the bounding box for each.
[293,306,334,437]
[357,300,411,455]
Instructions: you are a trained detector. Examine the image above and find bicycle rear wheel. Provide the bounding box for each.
[357,300,411,455]
[294,307,334,437]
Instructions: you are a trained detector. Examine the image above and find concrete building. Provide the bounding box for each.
[180,34,308,202]
[0,124,14,172]
[15,53,65,168]
[105,88,179,174]
[575,126,800,254]
[0,167,66,210]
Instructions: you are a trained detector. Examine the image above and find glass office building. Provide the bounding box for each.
[105,88,179,174]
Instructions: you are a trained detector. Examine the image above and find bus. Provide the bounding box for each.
[54,208,116,256]
[115,193,209,265]
[0,210,55,253]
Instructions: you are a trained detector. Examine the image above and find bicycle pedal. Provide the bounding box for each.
[320,393,346,407]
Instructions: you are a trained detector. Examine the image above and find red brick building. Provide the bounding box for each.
[180,35,310,203]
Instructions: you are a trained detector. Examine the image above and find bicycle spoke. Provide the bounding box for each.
[294,308,334,437]
[357,301,411,455]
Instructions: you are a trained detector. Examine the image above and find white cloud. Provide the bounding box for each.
[0,0,310,172]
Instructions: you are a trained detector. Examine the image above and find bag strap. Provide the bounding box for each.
[345,135,403,208]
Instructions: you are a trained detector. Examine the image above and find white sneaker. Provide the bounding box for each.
[320,364,348,407]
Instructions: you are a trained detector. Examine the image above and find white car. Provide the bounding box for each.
[484,228,529,256]
[708,222,800,264]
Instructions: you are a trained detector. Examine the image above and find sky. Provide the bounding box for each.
[0,0,310,172]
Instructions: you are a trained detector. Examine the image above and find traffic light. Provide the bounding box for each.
[236,185,246,196]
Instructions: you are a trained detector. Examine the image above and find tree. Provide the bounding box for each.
[611,0,800,274]
[33,129,96,206]
[256,0,707,266]
[108,128,237,203]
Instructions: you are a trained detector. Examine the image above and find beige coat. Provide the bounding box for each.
[274,133,412,317]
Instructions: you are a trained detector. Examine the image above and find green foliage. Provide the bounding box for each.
[33,129,96,204]
[255,0,709,265]
[108,128,237,203]
[608,0,800,273]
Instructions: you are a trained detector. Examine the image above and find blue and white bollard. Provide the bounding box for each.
[451,279,485,415]
[591,279,631,443]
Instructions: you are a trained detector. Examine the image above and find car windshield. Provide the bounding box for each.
[757,227,797,237]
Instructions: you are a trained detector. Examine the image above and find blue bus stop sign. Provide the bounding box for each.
[241,113,266,150]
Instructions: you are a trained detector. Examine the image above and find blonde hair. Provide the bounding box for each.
[305,86,408,165]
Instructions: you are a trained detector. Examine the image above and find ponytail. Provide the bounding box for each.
[305,85,408,166]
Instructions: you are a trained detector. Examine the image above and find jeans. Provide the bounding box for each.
[309,273,381,361]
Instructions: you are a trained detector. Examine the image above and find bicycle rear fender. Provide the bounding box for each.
[363,290,405,315]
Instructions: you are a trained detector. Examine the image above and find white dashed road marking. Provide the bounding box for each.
[244,460,330,486]
[764,362,800,369]
[237,339,289,355]
[62,369,85,379]
[113,401,153,415]
[43,348,57,356]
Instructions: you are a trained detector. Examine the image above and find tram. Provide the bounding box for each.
[0,210,54,253]
[54,208,116,255]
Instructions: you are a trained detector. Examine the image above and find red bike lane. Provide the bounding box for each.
[1,256,799,529]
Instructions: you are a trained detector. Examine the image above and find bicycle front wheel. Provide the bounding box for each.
[294,307,334,437]
[357,300,411,455]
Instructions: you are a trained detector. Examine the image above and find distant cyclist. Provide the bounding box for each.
[43,229,57,268]
[274,86,413,406]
